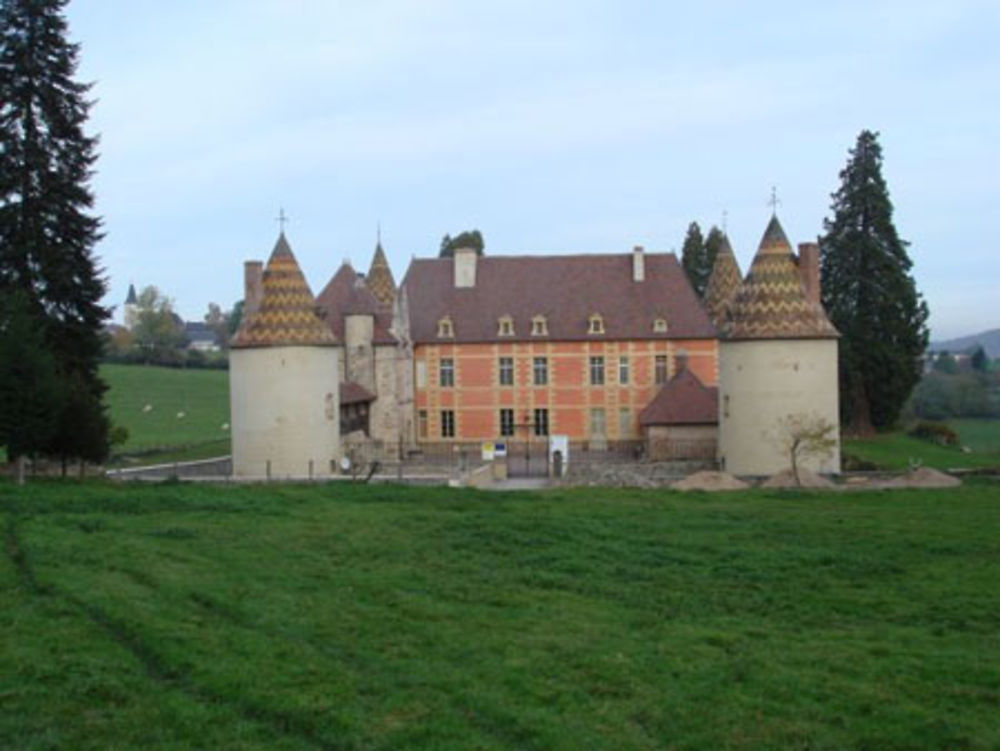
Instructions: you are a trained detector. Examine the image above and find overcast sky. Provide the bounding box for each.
[67,0,998,340]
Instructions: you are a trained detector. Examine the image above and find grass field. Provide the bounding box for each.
[844,419,1000,471]
[101,363,230,463]
[3,480,999,749]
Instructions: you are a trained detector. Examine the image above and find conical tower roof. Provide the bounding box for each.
[703,233,742,330]
[365,240,396,309]
[125,283,137,305]
[231,233,336,348]
[724,216,838,340]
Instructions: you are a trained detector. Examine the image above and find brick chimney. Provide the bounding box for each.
[244,260,263,321]
[797,243,820,306]
[453,247,477,288]
[632,245,645,282]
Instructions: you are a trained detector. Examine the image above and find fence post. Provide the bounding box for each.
[266,460,271,482]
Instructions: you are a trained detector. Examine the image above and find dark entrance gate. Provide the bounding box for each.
[506,417,549,478]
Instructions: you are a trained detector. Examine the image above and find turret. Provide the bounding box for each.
[717,214,840,476]
[229,233,340,478]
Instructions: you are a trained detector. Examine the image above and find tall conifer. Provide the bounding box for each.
[0,0,109,460]
[680,222,709,297]
[820,130,928,431]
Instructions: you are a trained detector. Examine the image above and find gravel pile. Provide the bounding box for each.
[671,471,749,492]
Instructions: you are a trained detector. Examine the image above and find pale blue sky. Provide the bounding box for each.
[67,0,999,339]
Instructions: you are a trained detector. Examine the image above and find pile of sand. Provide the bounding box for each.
[761,468,835,489]
[882,467,961,489]
[671,471,749,492]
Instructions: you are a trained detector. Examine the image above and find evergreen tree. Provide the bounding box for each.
[820,130,929,432]
[970,346,988,373]
[703,225,726,275]
[439,229,484,257]
[0,0,109,458]
[0,293,63,483]
[680,222,709,297]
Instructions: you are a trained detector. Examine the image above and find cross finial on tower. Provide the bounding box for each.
[276,207,290,233]
[768,186,781,216]
[376,221,382,247]
[722,209,729,233]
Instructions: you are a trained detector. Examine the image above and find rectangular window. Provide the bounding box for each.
[723,394,730,418]
[533,408,549,436]
[418,410,428,438]
[499,408,515,437]
[533,357,548,386]
[440,358,454,387]
[498,357,514,386]
[441,410,455,438]
[590,407,606,436]
[618,407,631,437]
[589,356,605,385]
[655,355,668,385]
[416,360,427,388]
[618,356,629,385]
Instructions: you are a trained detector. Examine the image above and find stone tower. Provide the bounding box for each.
[123,282,138,329]
[717,215,840,476]
[229,233,340,478]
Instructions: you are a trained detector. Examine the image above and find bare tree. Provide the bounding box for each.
[775,413,837,486]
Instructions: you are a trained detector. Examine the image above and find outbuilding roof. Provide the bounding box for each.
[723,216,839,341]
[639,368,719,426]
[340,381,376,405]
[230,234,336,349]
[402,252,715,344]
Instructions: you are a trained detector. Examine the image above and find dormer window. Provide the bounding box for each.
[497,315,515,337]
[531,315,548,336]
[653,318,668,333]
[437,316,454,338]
[588,313,605,335]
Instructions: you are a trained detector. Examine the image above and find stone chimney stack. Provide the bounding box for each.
[632,245,645,282]
[244,260,264,321]
[453,247,477,288]
[797,243,821,306]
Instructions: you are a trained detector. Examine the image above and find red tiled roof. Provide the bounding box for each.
[340,381,376,405]
[316,263,397,345]
[639,368,719,426]
[402,252,716,344]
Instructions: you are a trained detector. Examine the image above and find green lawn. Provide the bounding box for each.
[102,363,230,462]
[844,418,1000,471]
[3,480,999,749]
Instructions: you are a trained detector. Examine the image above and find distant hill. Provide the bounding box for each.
[929,328,1000,358]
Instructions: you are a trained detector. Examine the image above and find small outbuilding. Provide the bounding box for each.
[639,366,718,461]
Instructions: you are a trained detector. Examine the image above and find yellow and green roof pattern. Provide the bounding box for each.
[724,216,838,340]
[703,233,742,330]
[365,241,396,309]
[231,233,337,349]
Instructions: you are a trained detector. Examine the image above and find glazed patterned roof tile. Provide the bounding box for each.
[724,216,838,340]
[703,233,742,330]
[365,242,396,310]
[231,233,336,349]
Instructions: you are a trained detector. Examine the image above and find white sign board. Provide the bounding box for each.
[549,435,569,476]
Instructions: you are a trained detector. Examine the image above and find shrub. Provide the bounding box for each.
[908,421,959,447]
